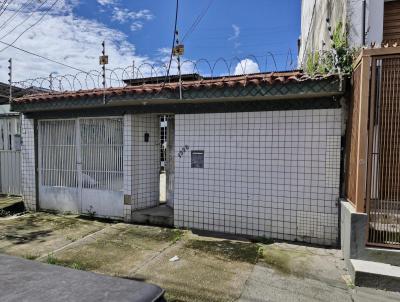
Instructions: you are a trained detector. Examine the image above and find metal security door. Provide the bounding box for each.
[39,118,124,218]
[0,117,22,195]
[79,118,124,218]
[367,56,400,248]
[39,120,79,212]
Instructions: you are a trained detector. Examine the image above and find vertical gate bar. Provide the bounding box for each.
[381,59,393,243]
[379,59,387,245]
[367,58,378,244]
[61,121,65,186]
[76,119,82,212]
[395,58,400,244]
[392,58,400,244]
[389,57,396,244]
[56,122,61,187]
[384,58,391,244]
[392,59,398,244]
[388,58,393,244]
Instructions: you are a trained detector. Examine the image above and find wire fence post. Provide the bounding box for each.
[132,60,135,81]
[8,58,12,103]
[99,41,108,104]
[174,30,183,100]
[49,72,53,92]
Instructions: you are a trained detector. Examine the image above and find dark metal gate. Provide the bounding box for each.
[366,55,400,248]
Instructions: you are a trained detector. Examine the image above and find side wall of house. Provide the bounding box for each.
[298,0,385,69]
[131,113,160,210]
[174,109,342,246]
[298,0,347,68]
[21,114,36,211]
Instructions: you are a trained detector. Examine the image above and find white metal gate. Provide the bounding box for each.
[38,118,124,218]
[0,116,21,195]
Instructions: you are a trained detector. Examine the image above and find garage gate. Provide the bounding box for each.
[38,117,124,218]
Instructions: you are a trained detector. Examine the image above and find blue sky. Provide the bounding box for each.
[0,0,301,83]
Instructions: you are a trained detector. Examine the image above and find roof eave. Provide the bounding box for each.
[11,77,346,113]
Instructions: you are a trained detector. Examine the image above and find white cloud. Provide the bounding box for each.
[112,8,153,23]
[0,0,153,86]
[228,24,240,41]
[97,0,117,6]
[130,21,143,32]
[234,59,260,75]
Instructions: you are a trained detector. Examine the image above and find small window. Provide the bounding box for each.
[191,150,204,168]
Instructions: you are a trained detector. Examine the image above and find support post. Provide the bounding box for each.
[8,58,12,103]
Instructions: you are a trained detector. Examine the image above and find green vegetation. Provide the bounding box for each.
[185,239,261,264]
[260,245,310,277]
[305,22,359,76]
[46,253,89,271]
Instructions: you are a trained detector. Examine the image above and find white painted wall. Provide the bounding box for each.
[174,109,342,246]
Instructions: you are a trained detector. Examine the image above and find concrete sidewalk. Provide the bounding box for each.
[0,254,165,302]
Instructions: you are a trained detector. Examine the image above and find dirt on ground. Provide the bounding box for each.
[0,212,107,260]
[135,234,259,302]
[1,212,400,302]
[46,223,182,276]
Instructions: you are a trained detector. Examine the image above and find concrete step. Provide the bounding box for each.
[349,259,400,292]
[131,205,174,227]
[362,247,400,266]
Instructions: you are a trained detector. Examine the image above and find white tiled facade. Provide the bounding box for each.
[21,114,36,211]
[131,114,160,210]
[123,114,133,221]
[174,109,342,246]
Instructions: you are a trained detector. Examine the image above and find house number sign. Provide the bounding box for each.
[178,145,190,158]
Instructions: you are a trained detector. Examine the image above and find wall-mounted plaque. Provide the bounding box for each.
[191,150,204,168]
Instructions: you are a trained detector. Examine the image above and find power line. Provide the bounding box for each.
[0,0,37,32]
[0,0,50,40]
[0,0,59,53]
[0,0,11,18]
[181,0,214,42]
[165,0,179,79]
[0,0,9,13]
[0,39,90,74]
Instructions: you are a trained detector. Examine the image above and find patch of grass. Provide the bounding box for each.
[260,246,310,276]
[250,236,274,245]
[46,253,89,271]
[23,253,38,260]
[43,225,182,276]
[262,247,292,274]
[185,239,260,264]
[123,227,183,244]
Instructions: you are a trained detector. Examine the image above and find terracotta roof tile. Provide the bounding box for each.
[13,71,337,104]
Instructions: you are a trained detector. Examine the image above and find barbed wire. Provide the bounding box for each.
[12,50,338,95]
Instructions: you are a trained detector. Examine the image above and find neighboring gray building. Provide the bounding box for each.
[298,0,399,68]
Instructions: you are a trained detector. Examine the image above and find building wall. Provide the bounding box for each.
[298,0,347,68]
[131,114,160,210]
[298,0,386,69]
[174,109,342,246]
[21,114,36,211]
